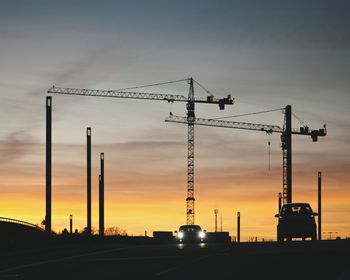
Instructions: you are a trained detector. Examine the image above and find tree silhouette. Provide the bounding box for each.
[105,227,127,236]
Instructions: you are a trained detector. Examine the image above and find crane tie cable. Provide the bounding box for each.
[193,79,212,95]
[113,78,189,91]
[212,108,284,120]
[292,112,307,126]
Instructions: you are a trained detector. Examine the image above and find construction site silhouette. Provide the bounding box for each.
[0,80,348,280]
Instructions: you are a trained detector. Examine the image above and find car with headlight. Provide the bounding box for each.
[275,202,318,241]
[175,225,206,243]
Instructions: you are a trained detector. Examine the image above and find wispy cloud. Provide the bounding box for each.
[0,130,40,165]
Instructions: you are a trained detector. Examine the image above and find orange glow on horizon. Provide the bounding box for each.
[1,172,349,241]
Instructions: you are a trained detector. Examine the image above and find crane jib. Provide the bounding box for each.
[47,86,234,106]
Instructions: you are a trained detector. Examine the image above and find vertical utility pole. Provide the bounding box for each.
[278,192,282,212]
[214,209,218,232]
[281,105,292,204]
[318,172,322,240]
[46,96,52,235]
[237,212,241,243]
[186,77,195,225]
[86,127,92,234]
[99,153,104,237]
[70,214,73,234]
[220,212,223,232]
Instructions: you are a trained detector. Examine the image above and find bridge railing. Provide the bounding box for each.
[0,217,45,232]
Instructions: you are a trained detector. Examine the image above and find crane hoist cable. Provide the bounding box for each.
[268,136,271,171]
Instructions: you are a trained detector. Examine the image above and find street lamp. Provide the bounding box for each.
[323,231,338,240]
[214,209,219,232]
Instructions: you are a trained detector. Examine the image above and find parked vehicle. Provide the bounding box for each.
[275,203,317,241]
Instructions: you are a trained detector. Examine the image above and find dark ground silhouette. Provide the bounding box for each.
[0,227,349,280]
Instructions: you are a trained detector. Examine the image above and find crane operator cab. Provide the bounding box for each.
[275,203,318,242]
[175,225,207,243]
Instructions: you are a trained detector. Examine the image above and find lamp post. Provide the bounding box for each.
[214,209,219,232]
[69,214,73,235]
[323,231,338,240]
[237,212,241,243]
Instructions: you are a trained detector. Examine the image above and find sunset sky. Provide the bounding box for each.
[0,0,349,240]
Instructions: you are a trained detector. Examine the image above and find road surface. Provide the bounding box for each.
[0,240,349,279]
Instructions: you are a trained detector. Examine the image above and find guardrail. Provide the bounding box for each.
[0,217,45,232]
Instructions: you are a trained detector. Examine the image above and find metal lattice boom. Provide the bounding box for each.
[166,115,282,133]
[48,86,231,104]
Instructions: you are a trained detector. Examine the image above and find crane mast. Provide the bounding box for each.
[282,105,292,204]
[165,106,327,205]
[186,78,195,225]
[48,78,234,225]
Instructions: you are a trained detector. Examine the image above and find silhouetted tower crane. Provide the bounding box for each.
[48,78,234,225]
[165,105,327,204]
